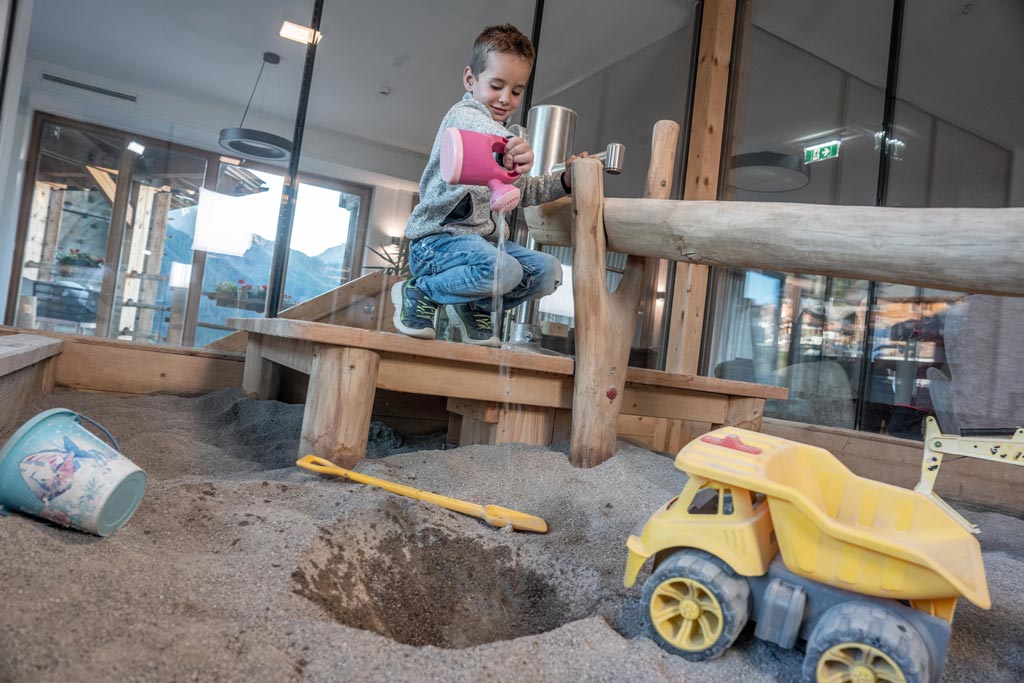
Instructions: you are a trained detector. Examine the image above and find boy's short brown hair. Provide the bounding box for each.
[469,24,535,76]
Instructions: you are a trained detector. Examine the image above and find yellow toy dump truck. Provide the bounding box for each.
[624,428,991,683]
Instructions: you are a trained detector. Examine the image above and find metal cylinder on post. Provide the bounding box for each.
[524,104,578,176]
[509,105,577,342]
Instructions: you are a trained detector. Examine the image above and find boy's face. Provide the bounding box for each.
[463,51,532,122]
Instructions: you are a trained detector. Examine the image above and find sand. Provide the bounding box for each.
[1,388,1021,682]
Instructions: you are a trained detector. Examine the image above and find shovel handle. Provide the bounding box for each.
[296,455,547,533]
[296,455,485,517]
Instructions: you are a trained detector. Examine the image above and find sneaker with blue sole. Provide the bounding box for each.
[391,279,437,339]
[445,302,501,347]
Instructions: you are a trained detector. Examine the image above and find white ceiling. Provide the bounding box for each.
[24,0,1023,164]
[26,0,694,156]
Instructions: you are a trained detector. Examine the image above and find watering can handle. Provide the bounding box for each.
[492,136,520,181]
[75,413,120,452]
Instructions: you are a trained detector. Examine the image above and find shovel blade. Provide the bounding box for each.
[483,505,548,534]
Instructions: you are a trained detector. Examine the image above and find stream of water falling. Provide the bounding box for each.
[492,210,514,460]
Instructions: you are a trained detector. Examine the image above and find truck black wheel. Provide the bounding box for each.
[803,602,931,683]
[641,548,750,661]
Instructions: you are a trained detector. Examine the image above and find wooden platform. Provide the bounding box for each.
[227,317,787,467]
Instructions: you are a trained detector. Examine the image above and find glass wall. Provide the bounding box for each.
[1,0,1018,434]
[704,0,1023,439]
[873,0,1022,435]
[4,0,701,358]
[527,1,698,365]
[2,0,409,345]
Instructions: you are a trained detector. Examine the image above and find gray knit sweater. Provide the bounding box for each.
[405,93,568,241]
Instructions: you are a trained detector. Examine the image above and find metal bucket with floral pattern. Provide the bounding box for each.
[0,408,146,536]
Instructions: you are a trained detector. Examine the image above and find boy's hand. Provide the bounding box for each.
[503,136,534,175]
[562,152,590,189]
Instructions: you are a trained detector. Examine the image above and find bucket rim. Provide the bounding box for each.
[0,408,80,472]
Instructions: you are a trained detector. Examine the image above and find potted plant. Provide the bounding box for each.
[366,238,410,276]
[209,279,292,311]
[55,249,104,278]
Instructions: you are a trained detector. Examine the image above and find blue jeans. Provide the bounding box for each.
[409,233,563,311]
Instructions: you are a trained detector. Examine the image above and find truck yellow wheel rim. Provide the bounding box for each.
[817,643,906,683]
[649,577,723,651]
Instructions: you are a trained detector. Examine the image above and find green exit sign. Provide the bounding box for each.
[804,140,841,164]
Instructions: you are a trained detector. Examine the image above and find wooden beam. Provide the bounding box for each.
[54,342,242,395]
[761,417,1024,516]
[226,318,784,399]
[95,144,138,337]
[670,0,737,373]
[568,119,684,467]
[137,190,173,338]
[118,185,157,336]
[377,354,574,408]
[181,249,207,346]
[0,327,244,395]
[229,317,574,375]
[638,121,682,444]
[526,199,1024,297]
[39,187,64,282]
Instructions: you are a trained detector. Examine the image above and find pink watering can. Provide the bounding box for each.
[439,128,522,212]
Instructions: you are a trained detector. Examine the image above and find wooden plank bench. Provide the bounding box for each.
[227,317,786,468]
[0,333,63,438]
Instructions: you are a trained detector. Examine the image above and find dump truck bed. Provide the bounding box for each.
[676,429,990,609]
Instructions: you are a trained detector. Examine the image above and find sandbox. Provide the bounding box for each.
[0,388,1021,682]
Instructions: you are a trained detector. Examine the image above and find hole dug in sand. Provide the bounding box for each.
[292,505,576,648]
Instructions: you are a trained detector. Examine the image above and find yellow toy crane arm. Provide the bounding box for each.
[915,416,1024,534]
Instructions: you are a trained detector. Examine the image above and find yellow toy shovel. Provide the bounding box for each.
[296,455,548,534]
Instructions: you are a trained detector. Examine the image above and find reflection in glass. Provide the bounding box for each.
[110,143,207,344]
[706,0,893,434]
[190,165,370,346]
[707,0,1021,438]
[15,120,123,336]
[528,1,698,365]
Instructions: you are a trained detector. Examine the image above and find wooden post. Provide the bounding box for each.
[637,122,681,356]
[713,396,764,432]
[95,143,138,338]
[299,345,380,468]
[242,334,281,400]
[569,158,630,466]
[137,190,172,338]
[39,188,64,282]
[569,121,682,467]
[496,404,557,446]
[641,121,682,444]
[118,185,157,338]
[665,0,738,374]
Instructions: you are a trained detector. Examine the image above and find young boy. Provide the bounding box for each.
[392,24,578,347]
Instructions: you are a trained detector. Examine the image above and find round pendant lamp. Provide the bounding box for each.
[728,151,810,193]
[219,52,293,161]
